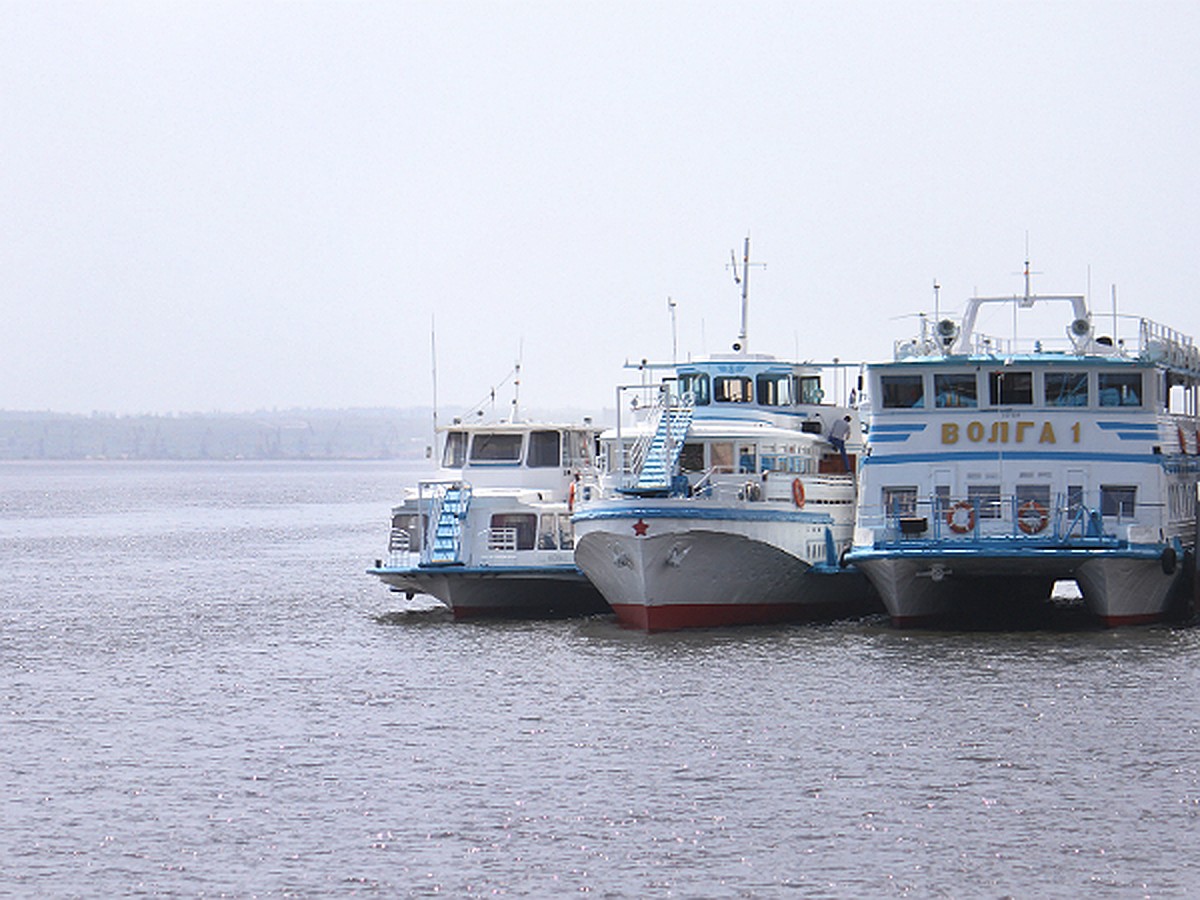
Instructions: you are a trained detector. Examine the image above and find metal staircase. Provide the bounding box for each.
[629,403,694,493]
[422,482,472,565]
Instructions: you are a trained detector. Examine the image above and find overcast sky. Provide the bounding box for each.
[4,1,1198,415]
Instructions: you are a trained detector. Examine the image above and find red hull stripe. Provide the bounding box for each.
[1098,612,1163,627]
[610,601,859,632]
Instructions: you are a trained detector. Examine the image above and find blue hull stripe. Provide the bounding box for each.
[863,450,1160,466]
[870,423,927,433]
[573,506,834,525]
[1097,421,1158,431]
[371,564,590,577]
[848,544,1166,563]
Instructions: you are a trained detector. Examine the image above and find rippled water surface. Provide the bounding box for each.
[3,460,1199,897]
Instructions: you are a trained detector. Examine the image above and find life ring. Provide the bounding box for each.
[791,478,806,508]
[567,481,576,513]
[946,500,975,534]
[1179,427,1188,454]
[1017,499,1049,535]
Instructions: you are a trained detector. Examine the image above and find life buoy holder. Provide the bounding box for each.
[567,481,576,513]
[791,478,806,508]
[946,500,975,534]
[1017,499,1049,535]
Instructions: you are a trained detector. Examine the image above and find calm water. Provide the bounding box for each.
[3,460,1199,897]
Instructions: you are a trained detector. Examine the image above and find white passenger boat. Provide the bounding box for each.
[846,272,1200,627]
[368,420,610,619]
[572,242,879,631]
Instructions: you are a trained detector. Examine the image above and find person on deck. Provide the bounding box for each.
[829,415,852,472]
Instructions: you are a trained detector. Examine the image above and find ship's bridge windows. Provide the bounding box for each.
[934,373,978,408]
[1045,372,1090,407]
[988,370,1033,406]
[1098,372,1142,407]
[470,432,523,462]
[880,375,925,409]
[882,486,918,517]
[756,373,794,406]
[967,484,1003,519]
[1100,485,1136,518]
[527,430,561,468]
[678,372,711,405]
[443,431,467,468]
[796,375,824,405]
[490,513,537,550]
[714,375,753,403]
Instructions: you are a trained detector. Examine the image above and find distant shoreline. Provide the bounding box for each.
[0,407,605,461]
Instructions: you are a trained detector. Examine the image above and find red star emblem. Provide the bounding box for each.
[632,518,649,536]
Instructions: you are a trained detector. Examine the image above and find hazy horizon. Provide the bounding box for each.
[6,2,1199,416]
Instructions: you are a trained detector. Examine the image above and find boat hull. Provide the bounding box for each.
[852,546,1184,628]
[369,565,610,620]
[574,524,877,632]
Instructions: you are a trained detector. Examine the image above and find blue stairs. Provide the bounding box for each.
[633,406,694,492]
[424,484,471,565]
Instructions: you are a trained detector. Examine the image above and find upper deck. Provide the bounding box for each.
[867,291,1200,433]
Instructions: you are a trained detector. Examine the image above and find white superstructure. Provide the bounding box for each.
[847,278,1200,627]
[369,420,610,619]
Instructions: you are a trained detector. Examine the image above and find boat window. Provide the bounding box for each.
[988,371,1033,406]
[1045,372,1090,407]
[738,444,757,474]
[1016,484,1052,509]
[934,373,977,408]
[538,513,559,549]
[442,431,467,468]
[882,486,918,517]
[1067,484,1084,517]
[678,372,710,405]
[1100,485,1136,518]
[880,375,925,409]
[563,430,593,467]
[557,515,574,550]
[1098,372,1142,407]
[713,375,753,403]
[795,375,824,405]
[967,484,1002,519]
[390,513,424,552]
[527,430,561,468]
[710,442,734,472]
[470,432,523,462]
[490,513,536,550]
[679,443,705,473]
[756,373,793,406]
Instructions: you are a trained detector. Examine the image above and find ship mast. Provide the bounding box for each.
[728,235,764,353]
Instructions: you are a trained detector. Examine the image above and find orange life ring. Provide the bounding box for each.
[567,481,576,513]
[1017,499,1049,535]
[946,500,975,534]
[791,478,806,508]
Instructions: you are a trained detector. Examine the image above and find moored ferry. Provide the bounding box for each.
[571,240,879,631]
[846,274,1200,627]
[368,419,610,619]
